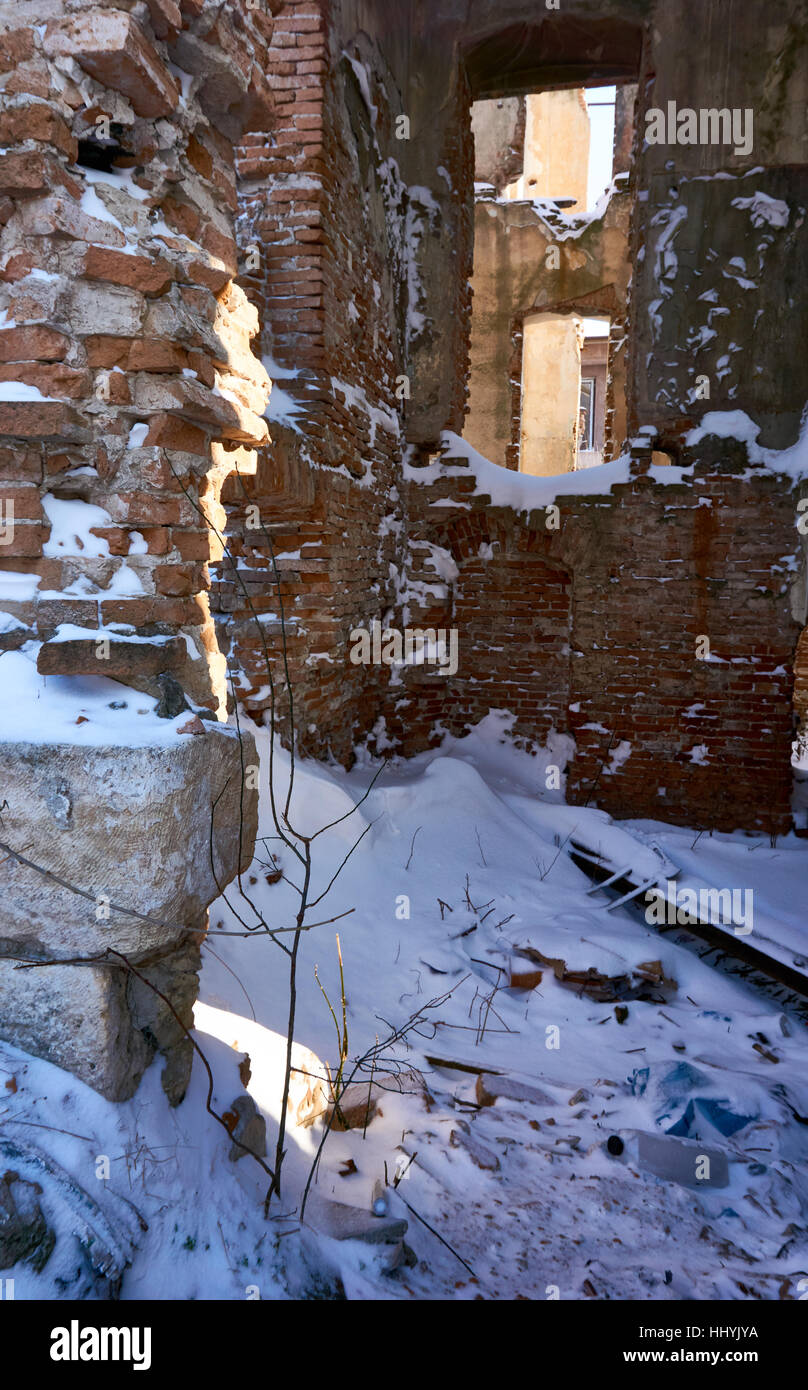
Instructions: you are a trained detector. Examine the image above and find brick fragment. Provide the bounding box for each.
[43,11,180,119]
[0,150,80,199]
[0,327,70,363]
[83,246,173,298]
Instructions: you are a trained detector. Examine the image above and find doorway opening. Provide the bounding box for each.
[517,310,611,476]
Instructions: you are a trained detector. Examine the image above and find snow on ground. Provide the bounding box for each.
[2,713,808,1300]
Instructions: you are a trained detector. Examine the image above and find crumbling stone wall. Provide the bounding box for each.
[0,0,271,1099]
[0,0,273,711]
[471,96,526,194]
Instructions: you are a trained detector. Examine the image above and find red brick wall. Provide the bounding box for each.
[0,0,273,709]
[222,3,802,836]
[385,507,572,753]
[394,440,800,834]
[224,1,413,759]
[796,627,808,729]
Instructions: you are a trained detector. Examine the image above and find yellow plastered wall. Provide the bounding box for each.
[520,312,583,475]
[505,89,590,209]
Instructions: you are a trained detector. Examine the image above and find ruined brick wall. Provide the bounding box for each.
[471,96,526,193]
[180,0,807,834]
[223,0,426,760]
[236,0,327,386]
[0,0,273,712]
[466,185,631,473]
[218,0,807,834]
[394,438,801,834]
[384,493,574,758]
[612,82,636,178]
[377,0,807,833]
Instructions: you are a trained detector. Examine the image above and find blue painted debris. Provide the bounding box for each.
[667,1096,754,1139]
[629,1062,755,1139]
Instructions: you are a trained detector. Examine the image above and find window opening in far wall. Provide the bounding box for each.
[577,315,609,469]
[579,378,595,452]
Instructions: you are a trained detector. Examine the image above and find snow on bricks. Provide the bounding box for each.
[0,0,274,714]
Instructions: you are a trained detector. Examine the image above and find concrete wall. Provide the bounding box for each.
[471,96,525,191]
[3,0,807,1100]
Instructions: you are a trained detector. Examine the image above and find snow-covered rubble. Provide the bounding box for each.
[2,716,807,1299]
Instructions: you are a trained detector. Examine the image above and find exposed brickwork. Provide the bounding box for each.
[0,0,273,709]
[3,1,793,833]
[392,439,801,834]
[466,185,630,470]
[214,0,807,835]
[224,1,414,759]
[0,0,804,1116]
[387,507,573,756]
[236,1,329,385]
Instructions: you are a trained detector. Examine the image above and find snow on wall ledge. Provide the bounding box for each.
[419,412,808,514]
